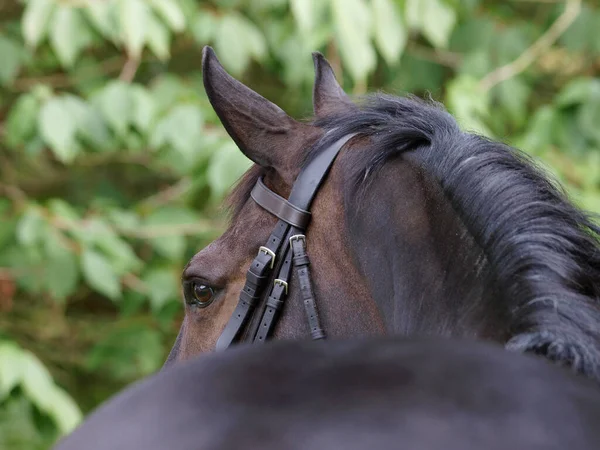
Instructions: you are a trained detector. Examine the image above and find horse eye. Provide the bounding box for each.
[191,283,215,307]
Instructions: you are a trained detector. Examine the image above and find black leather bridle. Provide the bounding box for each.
[216,133,356,350]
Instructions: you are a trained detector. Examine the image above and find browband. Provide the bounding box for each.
[251,178,311,229]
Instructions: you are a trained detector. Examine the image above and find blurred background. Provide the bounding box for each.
[0,0,598,448]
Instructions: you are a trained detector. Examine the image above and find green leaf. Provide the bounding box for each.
[141,268,179,311]
[191,12,217,44]
[44,237,79,301]
[215,14,267,75]
[119,0,150,59]
[149,0,186,32]
[332,0,376,83]
[94,80,133,137]
[556,78,600,108]
[208,141,253,199]
[20,350,82,434]
[4,93,40,149]
[85,0,120,40]
[145,12,171,60]
[16,207,45,247]
[131,86,157,133]
[446,74,492,137]
[49,6,92,68]
[144,206,200,260]
[579,97,600,144]
[38,97,79,163]
[81,249,122,300]
[150,104,203,160]
[22,0,55,48]
[372,0,407,65]
[290,0,317,34]
[0,342,23,398]
[0,36,22,85]
[422,0,456,49]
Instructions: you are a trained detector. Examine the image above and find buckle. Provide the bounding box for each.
[289,234,306,250]
[259,246,276,269]
[274,279,288,295]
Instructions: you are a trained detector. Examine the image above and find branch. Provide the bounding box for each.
[479,0,581,92]
[119,56,140,83]
[407,42,462,68]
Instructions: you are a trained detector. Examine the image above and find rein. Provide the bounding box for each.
[215,133,357,350]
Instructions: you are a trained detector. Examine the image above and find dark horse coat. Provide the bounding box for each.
[55,338,600,450]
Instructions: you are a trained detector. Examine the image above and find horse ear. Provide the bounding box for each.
[312,52,355,117]
[202,46,313,170]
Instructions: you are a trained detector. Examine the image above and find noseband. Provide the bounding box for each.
[216,133,356,350]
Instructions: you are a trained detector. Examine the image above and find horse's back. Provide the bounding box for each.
[54,338,600,450]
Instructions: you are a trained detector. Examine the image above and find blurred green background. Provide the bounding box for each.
[0,0,599,448]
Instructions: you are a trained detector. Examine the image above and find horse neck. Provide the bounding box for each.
[343,155,510,341]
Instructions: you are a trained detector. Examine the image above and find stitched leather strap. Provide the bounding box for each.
[215,220,289,351]
[291,235,325,340]
[253,242,294,343]
[251,178,311,229]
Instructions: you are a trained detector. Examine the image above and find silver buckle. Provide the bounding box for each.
[289,234,306,250]
[259,246,276,269]
[274,279,288,294]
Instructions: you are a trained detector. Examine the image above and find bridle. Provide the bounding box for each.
[216,133,356,350]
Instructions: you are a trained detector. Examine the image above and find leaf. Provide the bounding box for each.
[290,0,317,34]
[445,74,492,137]
[142,268,180,311]
[22,0,55,48]
[44,237,79,301]
[150,104,203,160]
[0,36,22,85]
[4,93,40,149]
[208,141,253,199]
[331,0,376,83]
[191,12,217,44]
[49,6,92,68]
[579,97,600,145]
[94,80,133,137]
[119,0,150,59]
[20,350,82,434]
[556,78,600,108]
[16,207,45,247]
[81,249,122,300]
[85,0,119,40]
[145,12,171,60]
[149,0,186,32]
[372,0,407,65]
[131,86,157,132]
[421,0,456,49]
[144,206,200,261]
[0,342,23,398]
[214,14,267,75]
[38,97,79,163]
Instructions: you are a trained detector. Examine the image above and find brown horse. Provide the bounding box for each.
[56,337,600,450]
[167,47,600,382]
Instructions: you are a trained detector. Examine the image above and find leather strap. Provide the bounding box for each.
[216,132,357,350]
[288,133,356,208]
[215,220,289,351]
[291,235,325,340]
[253,242,294,343]
[251,178,311,229]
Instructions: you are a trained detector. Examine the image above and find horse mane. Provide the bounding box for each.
[313,93,600,375]
[225,92,600,375]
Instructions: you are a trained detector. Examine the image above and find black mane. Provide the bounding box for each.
[313,94,600,377]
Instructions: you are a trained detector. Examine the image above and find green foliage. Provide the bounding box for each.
[0,0,599,448]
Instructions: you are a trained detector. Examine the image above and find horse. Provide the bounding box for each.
[54,337,600,450]
[166,46,600,383]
